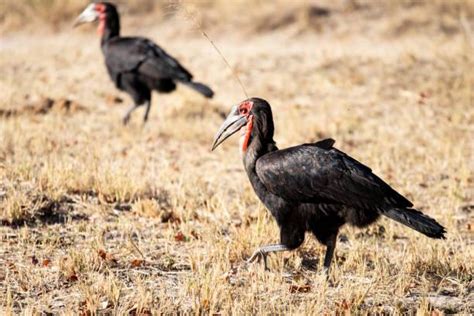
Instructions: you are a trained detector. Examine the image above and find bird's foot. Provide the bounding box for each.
[142,112,149,124]
[322,267,330,280]
[246,244,289,271]
[316,267,335,285]
[247,248,269,270]
[142,101,151,124]
[123,115,131,125]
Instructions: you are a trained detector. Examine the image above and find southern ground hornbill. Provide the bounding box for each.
[212,98,446,271]
[74,2,214,124]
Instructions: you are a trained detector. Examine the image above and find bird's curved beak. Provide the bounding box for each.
[73,3,99,27]
[212,105,248,151]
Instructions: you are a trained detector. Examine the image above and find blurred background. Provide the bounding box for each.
[1,0,474,37]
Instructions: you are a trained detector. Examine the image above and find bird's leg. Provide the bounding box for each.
[142,101,151,123]
[247,244,289,270]
[123,104,138,125]
[323,233,337,272]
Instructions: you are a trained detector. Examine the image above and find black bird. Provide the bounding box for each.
[212,98,446,271]
[74,2,214,124]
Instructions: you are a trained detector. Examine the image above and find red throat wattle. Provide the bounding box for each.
[242,115,253,152]
[96,4,106,36]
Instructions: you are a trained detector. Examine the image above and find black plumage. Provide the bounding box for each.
[212,97,446,271]
[74,2,213,124]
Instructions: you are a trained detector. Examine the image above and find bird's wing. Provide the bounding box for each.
[104,37,192,81]
[255,139,412,210]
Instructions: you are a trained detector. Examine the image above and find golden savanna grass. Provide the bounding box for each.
[0,0,473,314]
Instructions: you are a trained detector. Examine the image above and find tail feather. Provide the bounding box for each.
[382,208,446,239]
[182,81,214,98]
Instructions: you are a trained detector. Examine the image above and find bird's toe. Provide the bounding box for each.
[247,249,264,264]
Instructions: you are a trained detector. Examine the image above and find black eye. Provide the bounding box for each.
[240,107,248,115]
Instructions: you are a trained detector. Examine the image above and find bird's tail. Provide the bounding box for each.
[382,208,446,239]
[182,81,214,98]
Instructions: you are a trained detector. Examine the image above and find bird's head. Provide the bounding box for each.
[73,2,119,36]
[212,98,274,153]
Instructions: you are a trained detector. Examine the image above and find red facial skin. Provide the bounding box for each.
[95,3,107,36]
[239,101,254,152]
[242,115,254,152]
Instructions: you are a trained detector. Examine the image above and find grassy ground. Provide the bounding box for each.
[0,0,473,314]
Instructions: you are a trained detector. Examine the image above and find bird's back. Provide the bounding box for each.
[102,37,193,85]
[256,139,413,210]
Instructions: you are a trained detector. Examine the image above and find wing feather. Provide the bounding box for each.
[255,139,412,210]
[104,37,192,82]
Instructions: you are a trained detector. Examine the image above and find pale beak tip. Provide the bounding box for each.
[72,19,81,28]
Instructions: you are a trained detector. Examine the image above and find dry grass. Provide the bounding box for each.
[0,0,473,314]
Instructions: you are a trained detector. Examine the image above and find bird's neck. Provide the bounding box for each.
[243,134,277,174]
[100,15,120,44]
[243,135,281,215]
[242,117,276,169]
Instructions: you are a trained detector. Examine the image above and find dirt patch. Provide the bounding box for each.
[105,94,124,106]
[253,4,332,34]
[0,193,87,227]
[0,96,88,118]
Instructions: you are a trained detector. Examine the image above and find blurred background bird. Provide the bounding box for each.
[74,2,214,124]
